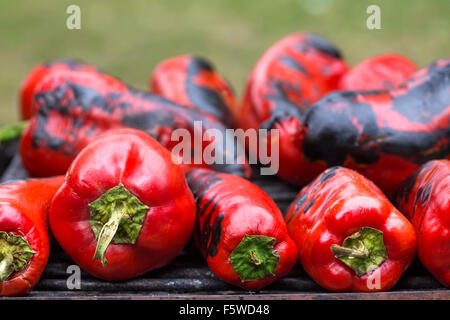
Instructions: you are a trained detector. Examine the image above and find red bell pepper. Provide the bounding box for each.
[19,67,250,178]
[0,176,64,296]
[396,160,450,287]
[151,55,236,127]
[20,59,97,120]
[48,128,196,281]
[240,32,348,185]
[338,54,417,91]
[285,167,416,292]
[186,168,297,290]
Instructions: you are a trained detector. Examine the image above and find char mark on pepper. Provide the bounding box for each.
[186,57,235,127]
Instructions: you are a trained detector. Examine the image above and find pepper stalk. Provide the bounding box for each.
[0,121,28,144]
[330,227,387,276]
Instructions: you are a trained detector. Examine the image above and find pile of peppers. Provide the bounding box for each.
[0,30,448,296]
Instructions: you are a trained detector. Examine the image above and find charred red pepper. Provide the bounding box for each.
[19,66,250,178]
[0,176,64,296]
[303,59,450,197]
[20,59,97,120]
[186,168,297,290]
[396,160,450,287]
[242,36,449,197]
[240,32,348,185]
[285,167,416,292]
[338,54,417,91]
[49,128,196,280]
[151,55,236,127]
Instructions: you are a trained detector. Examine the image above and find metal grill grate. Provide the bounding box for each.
[1,140,449,299]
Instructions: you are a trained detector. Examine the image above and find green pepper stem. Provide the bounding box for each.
[0,121,29,144]
[0,232,35,282]
[248,250,263,266]
[89,184,149,267]
[330,244,369,258]
[93,207,126,266]
[0,252,14,282]
[229,235,280,282]
[330,227,388,277]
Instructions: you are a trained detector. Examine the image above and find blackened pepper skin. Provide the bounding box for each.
[396,160,450,287]
[304,59,450,196]
[186,168,297,291]
[151,55,236,128]
[240,32,349,185]
[20,59,98,120]
[241,30,449,196]
[20,69,250,178]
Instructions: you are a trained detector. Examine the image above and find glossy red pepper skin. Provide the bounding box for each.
[396,160,450,287]
[285,167,416,292]
[0,176,64,296]
[303,59,450,197]
[339,54,417,91]
[20,59,97,120]
[151,55,236,127]
[20,68,250,178]
[186,168,297,290]
[240,32,348,185]
[49,128,196,281]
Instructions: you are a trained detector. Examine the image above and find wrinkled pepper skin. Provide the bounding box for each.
[304,59,450,197]
[20,59,97,120]
[285,167,416,292]
[338,54,417,91]
[0,176,64,296]
[240,32,348,185]
[49,129,196,281]
[20,68,250,178]
[186,168,297,290]
[151,55,236,127]
[396,160,450,287]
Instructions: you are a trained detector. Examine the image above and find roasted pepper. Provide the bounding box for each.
[240,32,348,185]
[19,66,250,178]
[151,55,236,127]
[0,176,64,296]
[186,168,297,290]
[242,40,449,196]
[20,59,97,120]
[338,53,417,91]
[396,160,450,287]
[303,59,450,197]
[285,167,416,292]
[49,128,196,280]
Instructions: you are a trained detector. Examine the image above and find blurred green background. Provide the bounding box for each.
[0,0,448,125]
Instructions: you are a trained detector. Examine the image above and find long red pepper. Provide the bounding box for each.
[151,55,236,128]
[19,67,249,178]
[396,160,450,287]
[186,168,297,290]
[20,59,98,120]
[0,176,64,296]
[240,32,348,185]
[303,59,450,197]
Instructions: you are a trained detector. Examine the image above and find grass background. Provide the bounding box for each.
[0,0,448,125]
